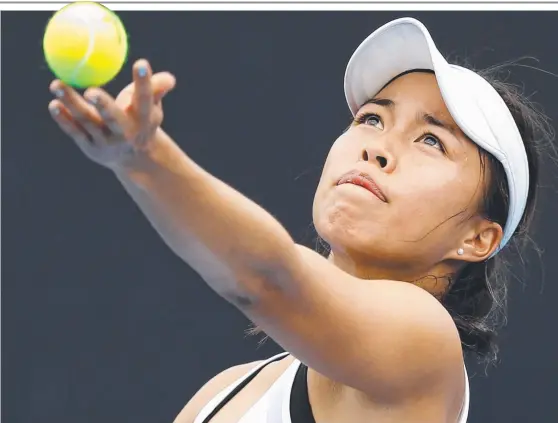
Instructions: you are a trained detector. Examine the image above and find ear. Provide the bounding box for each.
[447,218,504,263]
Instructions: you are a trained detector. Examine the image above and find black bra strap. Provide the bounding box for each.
[289,363,316,423]
[201,353,288,423]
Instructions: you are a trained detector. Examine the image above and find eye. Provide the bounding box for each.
[420,134,445,152]
[355,113,384,129]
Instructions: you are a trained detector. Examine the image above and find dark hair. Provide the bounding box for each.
[441,62,554,365]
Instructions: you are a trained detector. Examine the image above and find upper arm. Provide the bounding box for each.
[232,245,463,402]
[173,361,261,423]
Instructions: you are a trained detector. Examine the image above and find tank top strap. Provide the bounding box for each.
[194,352,290,423]
[457,364,470,423]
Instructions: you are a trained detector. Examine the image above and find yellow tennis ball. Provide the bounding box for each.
[43,2,128,88]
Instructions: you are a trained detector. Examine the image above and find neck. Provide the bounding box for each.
[327,248,456,298]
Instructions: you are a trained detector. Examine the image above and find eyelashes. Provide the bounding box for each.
[353,112,382,127]
[352,112,446,153]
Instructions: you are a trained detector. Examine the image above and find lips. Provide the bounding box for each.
[337,170,387,202]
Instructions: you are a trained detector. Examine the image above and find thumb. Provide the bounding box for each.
[153,72,177,103]
[151,72,176,99]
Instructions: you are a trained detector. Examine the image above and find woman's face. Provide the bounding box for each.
[313,72,501,277]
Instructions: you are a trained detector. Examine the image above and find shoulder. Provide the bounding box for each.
[249,244,464,402]
[173,360,264,423]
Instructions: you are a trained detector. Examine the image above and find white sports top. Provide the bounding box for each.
[194,352,470,423]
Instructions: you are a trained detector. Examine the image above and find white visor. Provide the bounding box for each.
[344,17,529,257]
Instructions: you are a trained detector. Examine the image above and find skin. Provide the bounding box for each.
[48,60,503,423]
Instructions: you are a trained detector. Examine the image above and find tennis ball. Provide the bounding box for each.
[43,2,128,88]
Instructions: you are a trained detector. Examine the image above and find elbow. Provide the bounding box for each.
[221,253,299,311]
[221,274,285,310]
[207,235,302,309]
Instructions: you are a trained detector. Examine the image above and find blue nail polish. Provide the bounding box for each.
[54,89,64,98]
[138,66,147,77]
[51,107,60,115]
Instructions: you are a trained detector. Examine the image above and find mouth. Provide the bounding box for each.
[337,170,387,202]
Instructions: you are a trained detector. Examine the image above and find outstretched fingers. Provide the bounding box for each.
[49,60,176,166]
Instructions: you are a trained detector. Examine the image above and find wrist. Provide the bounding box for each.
[113,128,177,185]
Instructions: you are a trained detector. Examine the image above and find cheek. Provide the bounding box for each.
[389,162,477,234]
[402,167,459,202]
[320,133,357,175]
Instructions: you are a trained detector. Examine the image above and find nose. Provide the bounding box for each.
[360,143,396,173]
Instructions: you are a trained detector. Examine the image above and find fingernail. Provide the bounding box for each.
[87,95,99,105]
[51,107,60,115]
[137,66,147,77]
[53,89,64,98]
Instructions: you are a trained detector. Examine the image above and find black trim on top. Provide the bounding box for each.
[290,363,317,423]
[200,353,288,423]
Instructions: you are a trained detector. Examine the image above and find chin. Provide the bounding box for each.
[313,193,393,258]
[314,215,378,257]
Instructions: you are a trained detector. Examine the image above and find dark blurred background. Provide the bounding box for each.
[3,11,558,423]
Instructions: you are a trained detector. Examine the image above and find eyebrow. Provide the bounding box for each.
[421,113,458,136]
[361,97,459,137]
[361,98,395,108]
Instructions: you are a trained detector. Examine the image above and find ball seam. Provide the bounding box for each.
[68,15,97,87]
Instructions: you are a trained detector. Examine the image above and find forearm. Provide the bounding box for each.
[114,129,297,298]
